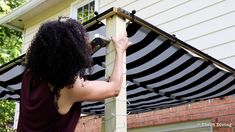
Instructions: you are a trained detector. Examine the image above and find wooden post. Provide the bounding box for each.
[104,15,127,132]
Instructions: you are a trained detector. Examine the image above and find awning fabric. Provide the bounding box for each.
[0,8,234,115]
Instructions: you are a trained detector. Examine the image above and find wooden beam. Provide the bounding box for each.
[104,14,127,132]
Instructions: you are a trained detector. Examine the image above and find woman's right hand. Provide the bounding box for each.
[111,32,129,53]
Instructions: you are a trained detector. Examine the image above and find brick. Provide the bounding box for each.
[210,97,235,107]
[218,116,233,123]
[213,128,233,132]
[191,102,208,109]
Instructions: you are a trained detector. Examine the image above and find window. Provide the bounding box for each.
[70,0,98,23]
[77,1,94,23]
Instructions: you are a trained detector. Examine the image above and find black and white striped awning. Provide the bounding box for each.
[0,8,234,115]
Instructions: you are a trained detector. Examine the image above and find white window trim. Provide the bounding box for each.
[70,0,99,20]
[128,119,213,132]
[13,102,20,130]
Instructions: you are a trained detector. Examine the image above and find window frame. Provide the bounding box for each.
[70,0,98,22]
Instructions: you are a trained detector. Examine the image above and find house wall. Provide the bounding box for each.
[22,0,73,53]
[99,0,235,69]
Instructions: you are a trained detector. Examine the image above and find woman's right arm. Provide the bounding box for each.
[70,33,129,102]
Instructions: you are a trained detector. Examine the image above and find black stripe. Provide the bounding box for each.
[0,97,19,101]
[129,94,165,104]
[176,73,232,99]
[152,61,209,92]
[0,54,24,75]
[82,101,103,108]
[14,89,21,95]
[83,105,104,111]
[215,85,235,97]
[164,68,221,97]
[91,23,143,65]
[82,109,104,114]
[0,90,15,98]
[189,78,235,100]
[0,81,7,88]
[126,22,142,37]
[0,89,21,100]
[86,22,104,32]
[127,98,176,109]
[87,69,104,80]
[127,48,187,79]
[92,56,105,66]
[82,100,183,113]
[127,31,158,56]
[127,38,169,69]
[127,89,153,99]
[2,73,24,87]
[0,63,22,75]
[82,101,187,114]
[129,108,153,114]
[126,83,138,91]
[92,31,159,65]
[139,57,199,86]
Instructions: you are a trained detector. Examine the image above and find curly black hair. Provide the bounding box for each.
[26,18,93,92]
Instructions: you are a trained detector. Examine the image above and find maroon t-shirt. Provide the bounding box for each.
[17,69,81,132]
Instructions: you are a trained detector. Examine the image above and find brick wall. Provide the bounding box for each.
[75,115,102,132]
[76,95,235,132]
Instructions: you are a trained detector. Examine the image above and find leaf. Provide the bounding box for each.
[0,0,26,131]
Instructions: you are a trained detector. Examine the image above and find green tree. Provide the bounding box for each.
[0,101,16,131]
[0,0,26,131]
[0,0,25,65]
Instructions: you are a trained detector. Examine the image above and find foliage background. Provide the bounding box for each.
[0,0,26,131]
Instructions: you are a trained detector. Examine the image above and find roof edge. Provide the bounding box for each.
[0,0,46,30]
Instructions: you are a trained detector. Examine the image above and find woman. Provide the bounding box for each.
[17,18,129,131]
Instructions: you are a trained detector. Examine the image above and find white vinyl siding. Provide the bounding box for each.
[22,2,71,53]
[98,0,235,68]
